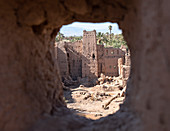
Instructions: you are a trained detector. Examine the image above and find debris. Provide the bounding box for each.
[64,73,127,120]
[83,93,91,100]
[80,92,86,95]
[79,85,84,88]
[95,114,102,117]
[102,93,120,110]
[120,86,126,97]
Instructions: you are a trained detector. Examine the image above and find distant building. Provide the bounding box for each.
[97,46,125,77]
[55,30,127,81]
[82,30,98,79]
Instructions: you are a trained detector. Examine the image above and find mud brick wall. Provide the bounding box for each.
[0,0,169,131]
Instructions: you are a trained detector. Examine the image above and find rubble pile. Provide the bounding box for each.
[77,77,97,87]
[96,73,127,97]
[62,76,79,87]
[63,73,128,120]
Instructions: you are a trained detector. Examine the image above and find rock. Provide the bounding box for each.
[108,77,112,81]
[80,92,86,95]
[83,93,91,100]
[95,85,101,88]
[106,81,109,84]
[100,73,105,79]
[98,77,103,82]
[120,86,126,97]
[79,85,84,88]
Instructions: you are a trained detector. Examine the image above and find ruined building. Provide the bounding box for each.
[1,0,170,131]
[97,46,125,77]
[55,30,126,81]
[82,30,98,79]
[55,41,82,80]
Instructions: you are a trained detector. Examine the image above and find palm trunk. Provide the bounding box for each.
[110,30,111,40]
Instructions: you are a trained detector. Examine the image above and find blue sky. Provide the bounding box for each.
[59,22,122,36]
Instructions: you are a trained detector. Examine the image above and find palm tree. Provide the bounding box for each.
[111,33,114,37]
[101,33,104,38]
[106,32,109,37]
[57,32,64,41]
[108,25,112,40]
[97,32,102,38]
[60,33,64,40]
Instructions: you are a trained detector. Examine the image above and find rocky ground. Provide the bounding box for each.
[63,74,126,120]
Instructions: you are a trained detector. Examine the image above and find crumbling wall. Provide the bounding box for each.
[120,0,170,130]
[97,45,125,77]
[118,56,130,79]
[55,42,69,79]
[125,54,131,66]
[65,41,82,80]
[55,41,82,80]
[97,44,105,75]
[0,0,170,131]
[104,48,125,76]
[82,30,98,78]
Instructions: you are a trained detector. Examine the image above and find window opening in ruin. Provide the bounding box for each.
[67,53,69,57]
[92,54,95,60]
[55,22,130,120]
[106,50,108,55]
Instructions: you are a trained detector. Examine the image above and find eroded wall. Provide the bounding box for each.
[82,30,98,78]
[65,41,82,80]
[103,48,125,76]
[0,0,170,131]
[55,42,69,79]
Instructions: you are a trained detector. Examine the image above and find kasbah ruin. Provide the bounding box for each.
[0,0,170,131]
[55,30,131,119]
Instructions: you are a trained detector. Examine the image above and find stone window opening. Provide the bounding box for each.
[1,0,168,130]
[55,22,131,126]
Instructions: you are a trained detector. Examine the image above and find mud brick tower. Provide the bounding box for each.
[82,30,98,79]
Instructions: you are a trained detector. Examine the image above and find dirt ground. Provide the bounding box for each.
[64,85,125,120]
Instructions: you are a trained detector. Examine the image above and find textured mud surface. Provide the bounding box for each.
[0,0,170,131]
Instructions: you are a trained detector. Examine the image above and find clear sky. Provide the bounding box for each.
[59,22,122,36]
